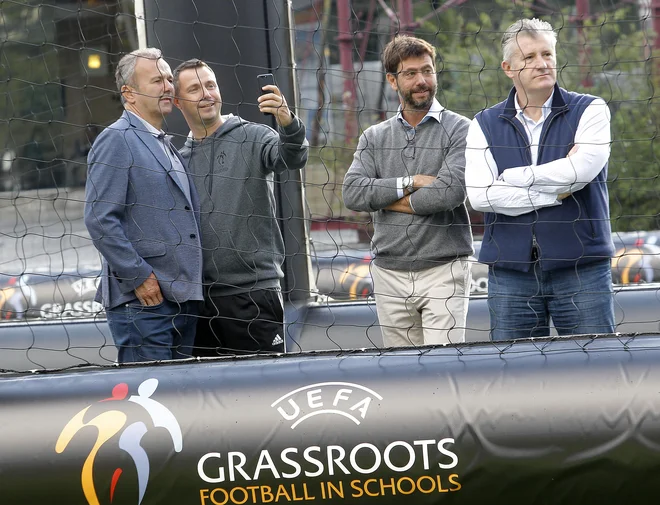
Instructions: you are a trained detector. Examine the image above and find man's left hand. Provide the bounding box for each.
[258,85,293,127]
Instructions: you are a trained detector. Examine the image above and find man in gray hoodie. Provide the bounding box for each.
[173,59,308,355]
[343,36,473,347]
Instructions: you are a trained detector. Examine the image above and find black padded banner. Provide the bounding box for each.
[2,336,660,504]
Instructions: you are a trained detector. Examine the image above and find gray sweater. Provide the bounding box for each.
[343,110,473,271]
[180,114,308,295]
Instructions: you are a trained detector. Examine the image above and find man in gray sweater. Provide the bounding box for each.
[343,36,473,347]
[173,59,308,355]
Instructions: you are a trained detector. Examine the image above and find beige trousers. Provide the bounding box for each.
[371,259,471,347]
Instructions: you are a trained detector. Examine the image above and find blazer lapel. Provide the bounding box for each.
[124,112,188,196]
[166,141,192,199]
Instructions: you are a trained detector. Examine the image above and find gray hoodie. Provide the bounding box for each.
[180,114,308,296]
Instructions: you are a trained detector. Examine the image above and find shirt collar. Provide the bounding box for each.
[127,111,165,138]
[187,113,235,140]
[514,91,554,123]
[396,98,444,127]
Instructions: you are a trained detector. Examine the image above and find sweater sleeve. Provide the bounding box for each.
[342,129,401,212]
[408,115,469,215]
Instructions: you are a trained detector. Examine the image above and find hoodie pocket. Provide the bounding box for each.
[212,230,257,274]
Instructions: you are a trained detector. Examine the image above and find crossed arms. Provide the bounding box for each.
[465,98,611,217]
[343,119,470,215]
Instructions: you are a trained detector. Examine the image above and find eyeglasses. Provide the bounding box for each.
[394,69,435,81]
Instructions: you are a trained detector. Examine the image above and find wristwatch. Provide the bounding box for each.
[403,175,415,194]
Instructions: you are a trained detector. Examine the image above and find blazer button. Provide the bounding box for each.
[190,234,196,239]
[185,206,191,210]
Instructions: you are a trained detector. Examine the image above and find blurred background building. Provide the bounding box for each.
[0,1,137,191]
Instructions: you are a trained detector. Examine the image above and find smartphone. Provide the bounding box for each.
[257,73,275,115]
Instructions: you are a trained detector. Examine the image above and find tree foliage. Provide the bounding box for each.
[407,0,660,231]
[0,1,62,162]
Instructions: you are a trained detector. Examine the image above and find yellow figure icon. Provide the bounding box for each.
[56,407,127,505]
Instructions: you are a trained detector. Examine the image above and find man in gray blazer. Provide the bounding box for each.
[84,48,203,363]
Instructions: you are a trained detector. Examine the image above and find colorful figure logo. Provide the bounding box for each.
[55,378,182,505]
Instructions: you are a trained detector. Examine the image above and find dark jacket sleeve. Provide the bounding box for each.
[260,113,309,174]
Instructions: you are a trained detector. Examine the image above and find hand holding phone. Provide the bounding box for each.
[258,73,276,93]
[257,73,276,115]
[257,73,293,126]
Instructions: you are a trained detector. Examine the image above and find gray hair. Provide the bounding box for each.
[115,47,163,104]
[501,18,557,63]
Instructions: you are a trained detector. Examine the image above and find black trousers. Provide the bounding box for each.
[195,289,284,356]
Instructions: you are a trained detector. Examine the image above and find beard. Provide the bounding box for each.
[400,82,437,111]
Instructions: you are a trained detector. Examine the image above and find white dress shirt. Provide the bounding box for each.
[465,91,611,217]
[395,98,445,199]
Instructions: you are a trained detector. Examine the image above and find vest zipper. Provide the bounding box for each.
[537,106,568,161]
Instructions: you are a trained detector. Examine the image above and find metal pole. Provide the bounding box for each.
[576,0,593,87]
[653,0,660,77]
[397,0,414,34]
[358,0,377,62]
[336,0,357,142]
[310,0,333,146]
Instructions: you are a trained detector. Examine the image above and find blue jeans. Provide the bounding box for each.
[488,259,615,341]
[106,299,200,363]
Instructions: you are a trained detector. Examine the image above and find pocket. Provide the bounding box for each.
[133,240,167,259]
[454,258,471,292]
[221,231,257,273]
[261,290,284,321]
[126,300,166,310]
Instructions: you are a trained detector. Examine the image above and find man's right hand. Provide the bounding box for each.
[135,272,163,306]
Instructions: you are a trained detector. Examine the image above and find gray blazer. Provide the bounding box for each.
[84,111,202,309]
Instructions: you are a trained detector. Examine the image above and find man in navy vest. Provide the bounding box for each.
[465,18,615,340]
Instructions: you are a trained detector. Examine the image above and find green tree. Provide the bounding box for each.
[413,0,660,231]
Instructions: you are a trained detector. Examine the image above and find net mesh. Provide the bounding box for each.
[0,0,659,372]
